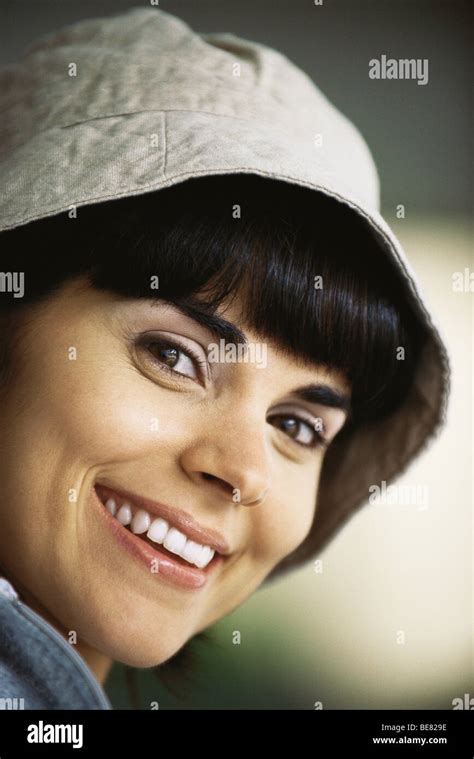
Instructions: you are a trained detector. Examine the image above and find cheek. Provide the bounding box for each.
[55,368,161,462]
[26,345,185,466]
[248,465,320,565]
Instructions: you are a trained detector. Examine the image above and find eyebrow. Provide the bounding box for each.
[160,299,351,414]
[162,298,248,346]
[292,384,351,413]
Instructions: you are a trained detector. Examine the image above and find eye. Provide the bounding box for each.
[268,414,327,449]
[137,335,207,382]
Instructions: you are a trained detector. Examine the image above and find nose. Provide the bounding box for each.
[180,425,271,507]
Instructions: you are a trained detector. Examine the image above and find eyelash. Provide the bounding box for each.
[268,415,328,451]
[138,336,328,450]
[139,335,208,382]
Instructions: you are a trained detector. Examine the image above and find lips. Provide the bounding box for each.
[93,483,229,590]
[96,483,231,557]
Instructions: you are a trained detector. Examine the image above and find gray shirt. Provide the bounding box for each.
[0,578,111,709]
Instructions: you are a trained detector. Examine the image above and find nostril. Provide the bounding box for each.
[201,472,235,498]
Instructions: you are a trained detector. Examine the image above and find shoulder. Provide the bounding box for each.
[0,586,50,708]
[0,579,111,710]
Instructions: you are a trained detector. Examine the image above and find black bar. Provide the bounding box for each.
[0,709,472,756]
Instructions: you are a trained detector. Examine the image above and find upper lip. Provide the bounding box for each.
[95,483,231,556]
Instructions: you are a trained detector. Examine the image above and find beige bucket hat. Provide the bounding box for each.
[0,8,450,581]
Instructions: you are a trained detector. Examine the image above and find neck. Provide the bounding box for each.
[75,641,114,685]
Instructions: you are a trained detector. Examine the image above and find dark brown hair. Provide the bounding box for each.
[0,174,425,424]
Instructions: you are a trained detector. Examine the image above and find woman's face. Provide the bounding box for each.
[0,278,349,667]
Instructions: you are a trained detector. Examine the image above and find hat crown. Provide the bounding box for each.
[0,7,379,211]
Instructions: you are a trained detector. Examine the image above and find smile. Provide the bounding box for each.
[103,493,215,568]
[94,483,229,590]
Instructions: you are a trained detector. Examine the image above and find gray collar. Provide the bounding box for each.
[0,578,111,710]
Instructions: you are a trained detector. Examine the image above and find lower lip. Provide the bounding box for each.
[92,485,223,590]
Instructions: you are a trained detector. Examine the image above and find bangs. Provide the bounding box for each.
[0,175,425,422]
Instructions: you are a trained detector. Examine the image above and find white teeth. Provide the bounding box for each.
[131,509,151,535]
[105,498,117,516]
[181,540,204,565]
[163,528,187,556]
[147,518,169,545]
[195,546,215,569]
[116,503,132,526]
[105,494,217,569]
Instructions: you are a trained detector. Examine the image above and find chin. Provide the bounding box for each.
[43,580,196,670]
[106,641,185,670]
[84,610,193,669]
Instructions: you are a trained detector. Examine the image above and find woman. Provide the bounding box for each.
[0,8,449,709]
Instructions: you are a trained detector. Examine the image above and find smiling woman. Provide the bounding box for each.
[0,7,449,711]
[0,175,423,692]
